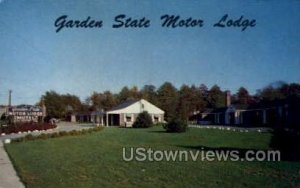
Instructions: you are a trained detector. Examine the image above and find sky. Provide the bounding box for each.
[0,0,299,105]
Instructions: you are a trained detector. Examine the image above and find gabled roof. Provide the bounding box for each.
[74,112,92,116]
[91,110,105,116]
[199,107,228,114]
[209,105,248,113]
[106,99,164,114]
[108,100,138,112]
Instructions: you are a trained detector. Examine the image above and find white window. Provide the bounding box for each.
[126,114,132,122]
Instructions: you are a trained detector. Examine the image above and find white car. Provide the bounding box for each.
[49,118,60,124]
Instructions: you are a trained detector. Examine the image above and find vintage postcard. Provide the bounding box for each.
[0,0,299,187]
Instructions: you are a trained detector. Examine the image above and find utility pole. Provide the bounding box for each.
[5,90,12,117]
[8,90,12,107]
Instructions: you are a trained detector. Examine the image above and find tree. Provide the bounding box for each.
[157,82,178,120]
[41,91,65,118]
[141,85,158,105]
[88,91,117,111]
[285,83,300,97]
[177,85,195,120]
[118,86,131,102]
[89,91,103,110]
[255,82,300,114]
[132,111,153,128]
[195,84,209,112]
[207,85,225,108]
[102,91,117,110]
[236,87,250,105]
[117,86,141,102]
[163,118,188,133]
[40,91,83,118]
[128,86,141,100]
[62,94,82,112]
[0,113,6,121]
[257,86,284,102]
[199,84,209,99]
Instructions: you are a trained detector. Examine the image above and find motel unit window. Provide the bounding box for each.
[153,115,159,123]
[126,114,132,122]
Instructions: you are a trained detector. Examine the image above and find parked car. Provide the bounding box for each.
[49,118,60,124]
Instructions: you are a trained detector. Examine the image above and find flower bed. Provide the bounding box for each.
[12,126,104,143]
[0,122,56,134]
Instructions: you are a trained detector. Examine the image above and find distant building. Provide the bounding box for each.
[68,112,92,123]
[7,105,46,123]
[197,105,286,126]
[90,110,105,125]
[195,91,289,126]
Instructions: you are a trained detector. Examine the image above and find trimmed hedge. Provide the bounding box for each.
[163,118,188,133]
[0,122,56,134]
[12,126,104,143]
[132,111,153,128]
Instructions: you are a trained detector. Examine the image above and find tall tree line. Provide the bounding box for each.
[39,81,300,121]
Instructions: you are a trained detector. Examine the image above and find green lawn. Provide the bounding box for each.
[5,126,300,188]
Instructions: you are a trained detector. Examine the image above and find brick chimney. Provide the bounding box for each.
[225,90,231,107]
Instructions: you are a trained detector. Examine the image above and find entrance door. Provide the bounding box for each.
[229,112,235,125]
[109,114,120,126]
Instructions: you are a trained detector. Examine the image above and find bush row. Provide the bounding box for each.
[12,126,104,143]
[0,122,56,134]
